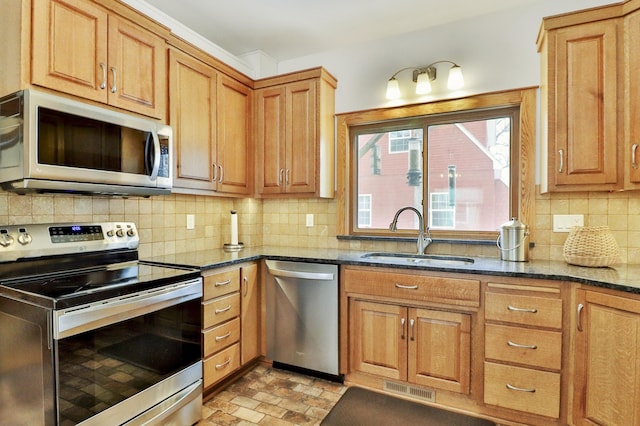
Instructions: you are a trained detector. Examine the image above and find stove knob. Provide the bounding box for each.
[17,232,32,245]
[106,230,115,237]
[127,228,136,237]
[0,233,14,247]
[116,229,125,237]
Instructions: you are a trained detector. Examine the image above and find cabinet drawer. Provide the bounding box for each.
[343,268,480,307]
[484,362,560,418]
[203,293,240,328]
[203,317,240,356]
[485,292,562,328]
[485,324,562,370]
[203,343,240,387]
[203,269,240,300]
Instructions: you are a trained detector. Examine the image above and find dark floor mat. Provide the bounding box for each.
[99,334,199,375]
[321,386,495,426]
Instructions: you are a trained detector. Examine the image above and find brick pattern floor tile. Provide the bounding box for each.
[198,365,346,425]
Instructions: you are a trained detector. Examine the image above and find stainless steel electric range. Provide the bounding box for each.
[0,222,203,426]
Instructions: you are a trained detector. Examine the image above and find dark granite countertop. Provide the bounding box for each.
[144,246,640,295]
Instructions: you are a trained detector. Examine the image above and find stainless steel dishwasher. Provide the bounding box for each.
[265,260,339,378]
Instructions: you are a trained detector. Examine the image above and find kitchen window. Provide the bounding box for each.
[336,88,536,241]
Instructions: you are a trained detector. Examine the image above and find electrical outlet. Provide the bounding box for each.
[306,214,314,227]
[553,214,584,232]
[186,214,195,230]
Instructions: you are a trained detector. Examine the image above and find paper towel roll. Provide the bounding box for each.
[230,210,238,245]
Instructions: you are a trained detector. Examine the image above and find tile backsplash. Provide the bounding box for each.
[2,186,640,264]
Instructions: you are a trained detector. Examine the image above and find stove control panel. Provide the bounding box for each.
[0,222,139,262]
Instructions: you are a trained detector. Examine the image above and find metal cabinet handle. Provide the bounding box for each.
[633,144,639,170]
[278,169,284,186]
[285,169,290,184]
[395,283,419,290]
[400,318,406,340]
[558,149,564,173]
[99,63,107,89]
[507,340,538,350]
[110,67,117,93]
[507,305,538,313]
[409,318,415,341]
[218,164,224,182]
[215,331,232,342]
[243,276,249,297]
[577,303,585,332]
[215,279,231,287]
[215,358,231,370]
[215,305,232,314]
[212,163,218,181]
[506,383,536,393]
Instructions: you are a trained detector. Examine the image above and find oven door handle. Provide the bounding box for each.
[53,278,202,339]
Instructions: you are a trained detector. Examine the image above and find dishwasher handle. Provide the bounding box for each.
[268,267,334,281]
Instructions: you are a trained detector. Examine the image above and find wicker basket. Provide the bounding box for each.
[563,226,620,267]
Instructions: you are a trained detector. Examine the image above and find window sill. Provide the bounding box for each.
[336,234,496,246]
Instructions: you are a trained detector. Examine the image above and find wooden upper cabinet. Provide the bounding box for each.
[255,68,337,198]
[169,48,217,191]
[216,75,253,195]
[31,0,167,119]
[626,9,640,187]
[538,16,620,192]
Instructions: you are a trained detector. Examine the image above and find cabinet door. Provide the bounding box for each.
[285,80,317,194]
[32,0,109,103]
[626,10,640,185]
[574,290,640,426]
[350,300,407,381]
[107,16,166,119]
[408,308,471,394]
[169,49,217,191]
[241,263,260,364]
[551,19,619,189]
[217,75,252,195]
[255,86,287,194]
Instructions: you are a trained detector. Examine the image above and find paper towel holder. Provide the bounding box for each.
[224,210,244,251]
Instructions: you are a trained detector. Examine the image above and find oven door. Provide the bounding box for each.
[54,278,202,426]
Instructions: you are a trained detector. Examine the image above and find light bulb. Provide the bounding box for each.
[386,78,401,99]
[447,65,464,90]
[415,72,432,95]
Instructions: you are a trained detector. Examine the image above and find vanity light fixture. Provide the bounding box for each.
[386,60,464,100]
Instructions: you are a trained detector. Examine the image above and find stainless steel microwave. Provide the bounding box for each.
[0,89,172,196]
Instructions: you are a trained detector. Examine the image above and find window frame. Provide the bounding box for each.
[336,88,537,242]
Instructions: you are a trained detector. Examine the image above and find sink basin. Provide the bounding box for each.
[360,252,475,266]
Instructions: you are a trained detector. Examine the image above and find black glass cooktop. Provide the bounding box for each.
[0,250,200,309]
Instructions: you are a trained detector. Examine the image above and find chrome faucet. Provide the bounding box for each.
[389,206,432,254]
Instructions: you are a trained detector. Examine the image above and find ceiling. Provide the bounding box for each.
[144,0,543,61]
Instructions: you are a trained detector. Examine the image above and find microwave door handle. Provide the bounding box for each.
[145,131,161,181]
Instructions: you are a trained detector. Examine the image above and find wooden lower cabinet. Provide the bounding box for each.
[573,289,640,426]
[202,262,260,390]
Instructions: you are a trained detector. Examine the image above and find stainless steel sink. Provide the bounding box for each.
[360,252,475,265]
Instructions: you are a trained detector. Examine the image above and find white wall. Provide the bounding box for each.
[276,0,616,114]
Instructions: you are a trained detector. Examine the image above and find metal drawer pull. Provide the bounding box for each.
[507,305,538,313]
[506,383,536,393]
[215,358,231,370]
[215,331,232,341]
[215,305,232,314]
[215,279,231,287]
[395,283,419,290]
[507,340,537,350]
[401,318,406,339]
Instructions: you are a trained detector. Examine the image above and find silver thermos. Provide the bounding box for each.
[497,218,529,262]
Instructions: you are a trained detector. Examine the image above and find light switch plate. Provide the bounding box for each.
[186,214,195,230]
[553,214,584,232]
[306,214,314,227]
